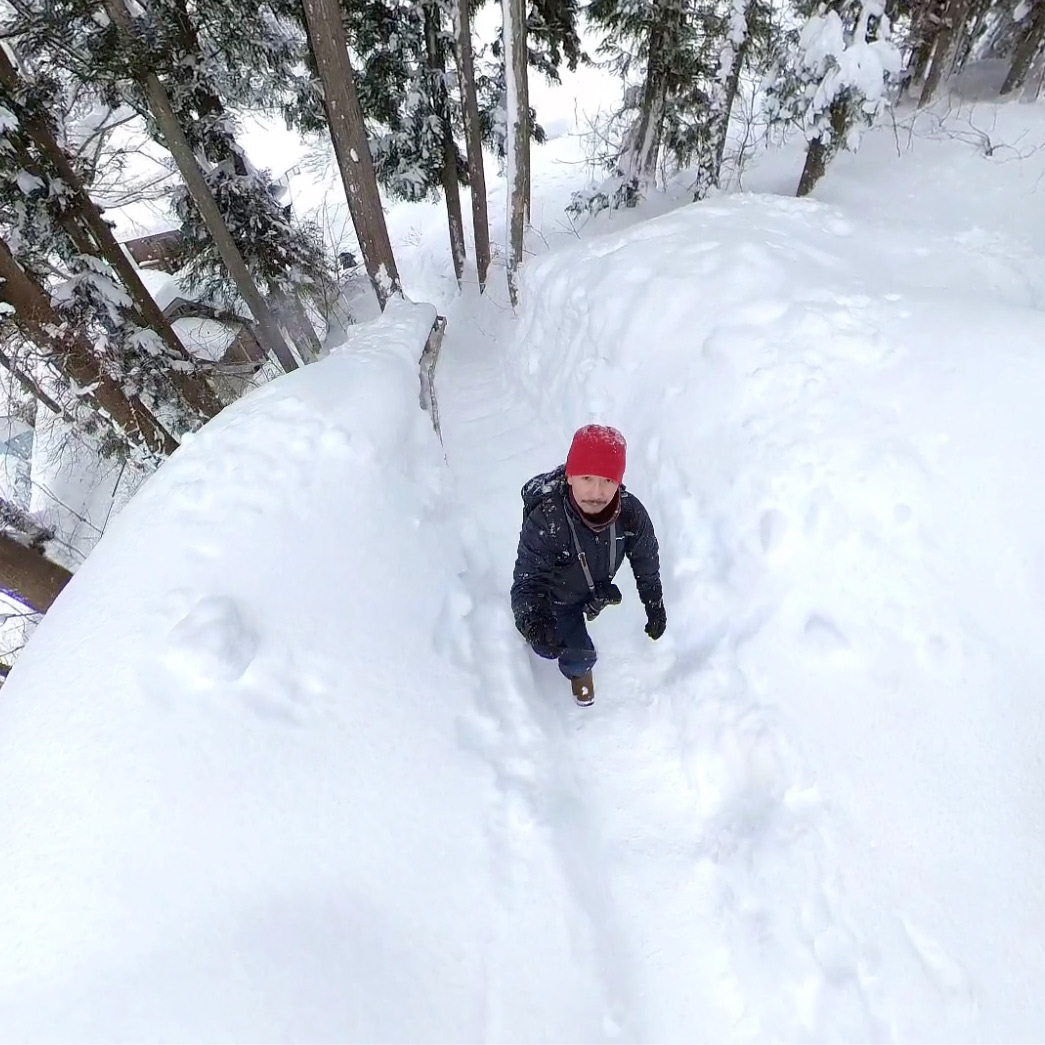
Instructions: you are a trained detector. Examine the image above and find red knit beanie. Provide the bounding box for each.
[565,424,627,484]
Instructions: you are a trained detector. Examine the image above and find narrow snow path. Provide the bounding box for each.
[436,283,964,1041]
[438,300,636,1040]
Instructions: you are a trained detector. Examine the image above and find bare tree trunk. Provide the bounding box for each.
[0,47,223,422]
[300,0,402,308]
[796,97,850,197]
[502,0,529,306]
[425,1,467,287]
[0,238,177,456]
[0,534,72,614]
[102,0,298,374]
[453,0,491,291]
[1001,1,1045,95]
[796,137,828,198]
[918,0,972,107]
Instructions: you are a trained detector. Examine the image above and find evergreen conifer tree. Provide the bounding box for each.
[10,0,330,364]
[765,0,901,197]
[0,44,222,425]
[0,54,199,452]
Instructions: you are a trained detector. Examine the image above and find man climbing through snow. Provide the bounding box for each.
[511,424,667,707]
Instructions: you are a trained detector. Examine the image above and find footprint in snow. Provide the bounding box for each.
[158,595,258,688]
[803,614,851,655]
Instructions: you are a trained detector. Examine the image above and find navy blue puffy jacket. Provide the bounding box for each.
[511,468,663,630]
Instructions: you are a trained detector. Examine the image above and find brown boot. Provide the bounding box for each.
[571,670,594,707]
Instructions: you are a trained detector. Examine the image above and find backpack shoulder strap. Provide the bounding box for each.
[562,502,597,593]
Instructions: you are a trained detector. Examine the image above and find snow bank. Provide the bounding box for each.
[505,193,1045,1037]
[0,301,496,1043]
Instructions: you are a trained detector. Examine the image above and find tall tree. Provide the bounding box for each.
[766,0,902,197]
[94,0,300,372]
[587,0,700,206]
[454,0,492,291]
[333,0,466,288]
[300,0,402,306]
[952,0,994,73]
[503,0,529,305]
[795,96,848,197]
[137,0,327,363]
[569,0,779,211]
[285,0,475,292]
[154,0,329,361]
[967,0,1030,63]
[312,0,568,295]
[11,0,325,369]
[424,0,467,286]
[692,0,775,200]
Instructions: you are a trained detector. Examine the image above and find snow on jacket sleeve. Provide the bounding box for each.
[625,494,663,608]
[511,506,559,627]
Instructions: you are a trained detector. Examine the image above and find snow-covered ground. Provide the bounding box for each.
[5,70,1045,1041]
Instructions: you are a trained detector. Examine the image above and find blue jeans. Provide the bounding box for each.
[550,599,597,679]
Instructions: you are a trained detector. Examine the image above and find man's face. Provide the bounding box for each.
[568,474,620,514]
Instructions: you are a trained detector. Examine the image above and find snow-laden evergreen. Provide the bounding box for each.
[765,0,903,195]
[0,64,188,454]
[8,0,332,326]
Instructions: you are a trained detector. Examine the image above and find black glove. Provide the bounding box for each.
[644,599,666,640]
[584,582,623,621]
[519,613,561,659]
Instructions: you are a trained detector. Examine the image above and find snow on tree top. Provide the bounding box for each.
[799,7,902,112]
